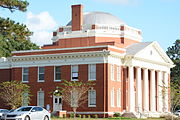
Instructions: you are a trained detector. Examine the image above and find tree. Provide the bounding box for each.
[170,83,180,112]
[54,80,95,116]
[0,0,29,12]
[166,39,180,111]
[0,80,30,109]
[0,17,39,57]
[166,39,180,86]
[0,0,39,57]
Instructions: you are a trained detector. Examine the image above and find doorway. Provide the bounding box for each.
[53,95,62,111]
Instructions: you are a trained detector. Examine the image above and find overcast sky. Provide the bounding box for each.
[0,0,179,50]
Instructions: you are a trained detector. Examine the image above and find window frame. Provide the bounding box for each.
[38,67,45,82]
[117,88,121,107]
[37,91,44,107]
[22,67,29,83]
[88,64,96,81]
[117,66,121,81]
[111,88,115,107]
[111,64,115,81]
[88,89,96,107]
[22,92,29,106]
[71,65,79,81]
[54,66,61,82]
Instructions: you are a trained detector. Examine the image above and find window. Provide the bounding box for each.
[71,91,78,107]
[117,66,121,81]
[54,66,61,81]
[37,91,44,107]
[71,65,78,81]
[111,64,114,81]
[111,88,114,107]
[38,67,45,82]
[22,68,29,82]
[88,90,96,107]
[22,93,29,106]
[117,88,121,107]
[89,64,96,80]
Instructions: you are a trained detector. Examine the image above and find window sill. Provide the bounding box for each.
[38,80,45,82]
[22,81,29,83]
[71,79,78,81]
[88,105,96,107]
[88,79,96,81]
[54,80,61,82]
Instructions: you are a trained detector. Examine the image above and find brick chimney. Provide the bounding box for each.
[71,4,83,31]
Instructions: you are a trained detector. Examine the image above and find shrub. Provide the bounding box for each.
[70,113,75,118]
[113,112,121,117]
[93,114,98,118]
[63,114,66,118]
[163,114,177,120]
[82,115,86,118]
[77,114,81,118]
[87,114,91,118]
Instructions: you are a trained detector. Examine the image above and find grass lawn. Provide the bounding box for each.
[51,118,165,120]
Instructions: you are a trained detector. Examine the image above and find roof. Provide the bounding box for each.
[125,42,153,55]
[67,11,125,26]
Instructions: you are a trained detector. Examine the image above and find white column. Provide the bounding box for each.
[136,67,142,112]
[143,68,149,112]
[157,71,163,112]
[129,66,135,112]
[164,72,169,112]
[150,69,156,112]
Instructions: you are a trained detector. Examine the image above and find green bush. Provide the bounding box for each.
[82,115,86,118]
[77,114,81,118]
[87,114,91,118]
[93,114,98,118]
[113,112,121,117]
[69,113,75,118]
[109,117,132,119]
[63,114,66,118]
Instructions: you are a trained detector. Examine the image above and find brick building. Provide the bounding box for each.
[0,4,174,117]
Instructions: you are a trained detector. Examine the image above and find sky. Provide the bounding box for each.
[0,0,180,51]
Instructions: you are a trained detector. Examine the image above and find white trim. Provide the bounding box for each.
[54,66,61,82]
[37,90,44,107]
[22,67,29,83]
[111,87,115,107]
[38,67,45,82]
[71,65,79,81]
[117,88,121,107]
[117,66,121,81]
[88,64,96,81]
[88,89,96,107]
[111,64,115,81]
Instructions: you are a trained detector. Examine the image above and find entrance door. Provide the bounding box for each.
[53,96,62,111]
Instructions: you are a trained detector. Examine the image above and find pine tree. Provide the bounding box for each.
[0,0,39,57]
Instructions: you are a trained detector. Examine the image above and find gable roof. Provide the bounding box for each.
[125,41,174,66]
[125,42,153,55]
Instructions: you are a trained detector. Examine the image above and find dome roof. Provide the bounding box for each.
[67,11,125,26]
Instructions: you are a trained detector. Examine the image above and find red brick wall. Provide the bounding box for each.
[0,69,11,109]
[71,5,83,31]
[10,64,108,113]
[42,36,139,50]
[0,69,11,82]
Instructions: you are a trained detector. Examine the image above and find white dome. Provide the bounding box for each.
[67,11,125,26]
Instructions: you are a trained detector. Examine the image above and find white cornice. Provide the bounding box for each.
[10,51,110,62]
[133,57,174,68]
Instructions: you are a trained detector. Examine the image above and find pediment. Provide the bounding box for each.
[134,42,173,64]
